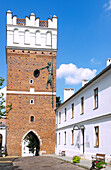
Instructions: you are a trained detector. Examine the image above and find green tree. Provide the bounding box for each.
[0,77,12,121]
[25,133,36,154]
[56,96,61,107]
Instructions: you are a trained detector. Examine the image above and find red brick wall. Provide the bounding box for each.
[6,49,56,156]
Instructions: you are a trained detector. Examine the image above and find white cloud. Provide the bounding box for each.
[57,63,97,85]
[104,0,111,11]
[90,58,101,65]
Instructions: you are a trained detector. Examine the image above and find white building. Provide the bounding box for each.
[55,61,111,162]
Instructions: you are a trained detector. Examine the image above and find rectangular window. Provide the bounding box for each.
[71,130,74,145]
[81,97,84,114]
[59,112,61,124]
[72,103,74,118]
[94,88,98,109]
[64,131,66,145]
[59,133,60,145]
[95,126,99,147]
[65,108,67,121]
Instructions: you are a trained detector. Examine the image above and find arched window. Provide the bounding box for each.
[35,31,41,45]
[25,30,30,44]
[46,32,51,46]
[14,29,19,43]
[30,116,34,122]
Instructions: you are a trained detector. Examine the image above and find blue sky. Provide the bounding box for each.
[0,0,111,102]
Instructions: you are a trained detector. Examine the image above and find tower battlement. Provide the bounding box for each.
[7,10,57,28]
[6,10,57,50]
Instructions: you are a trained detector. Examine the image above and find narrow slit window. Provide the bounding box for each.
[65,108,67,121]
[30,116,34,122]
[64,131,66,145]
[81,97,84,114]
[94,88,98,109]
[59,112,61,124]
[71,130,74,145]
[72,103,74,118]
[95,126,99,147]
[59,133,60,145]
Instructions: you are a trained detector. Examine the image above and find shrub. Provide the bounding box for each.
[96,161,107,169]
[72,156,81,163]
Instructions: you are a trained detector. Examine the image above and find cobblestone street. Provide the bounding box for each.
[12,156,85,170]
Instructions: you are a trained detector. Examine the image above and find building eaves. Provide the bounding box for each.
[56,64,111,111]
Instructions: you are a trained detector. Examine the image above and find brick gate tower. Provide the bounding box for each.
[6,11,57,156]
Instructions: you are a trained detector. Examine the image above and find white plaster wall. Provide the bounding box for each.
[0,127,6,149]
[56,117,111,161]
[57,70,111,130]
[56,69,111,161]
[6,11,57,50]
[7,26,57,49]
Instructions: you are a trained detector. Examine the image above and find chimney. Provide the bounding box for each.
[82,79,88,87]
[106,58,111,67]
[64,88,74,102]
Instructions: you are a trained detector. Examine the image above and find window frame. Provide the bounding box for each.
[59,112,61,124]
[64,131,66,145]
[94,88,98,109]
[64,108,67,121]
[81,97,84,114]
[71,103,74,118]
[94,126,99,147]
[59,132,60,145]
[71,130,74,145]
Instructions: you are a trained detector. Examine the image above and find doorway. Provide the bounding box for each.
[22,131,40,157]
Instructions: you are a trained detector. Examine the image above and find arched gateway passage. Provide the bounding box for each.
[22,130,41,157]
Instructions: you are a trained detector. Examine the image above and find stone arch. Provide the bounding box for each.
[21,129,42,157]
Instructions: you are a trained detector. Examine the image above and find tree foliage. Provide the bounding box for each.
[56,96,61,107]
[0,77,12,121]
[24,133,37,154]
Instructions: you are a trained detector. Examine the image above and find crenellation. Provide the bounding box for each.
[7,10,57,28]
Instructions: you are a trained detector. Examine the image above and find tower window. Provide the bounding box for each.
[29,79,33,84]
[30,99,34,104]
[30,116,34,122]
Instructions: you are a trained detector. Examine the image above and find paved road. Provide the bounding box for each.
[11,156,85,170]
